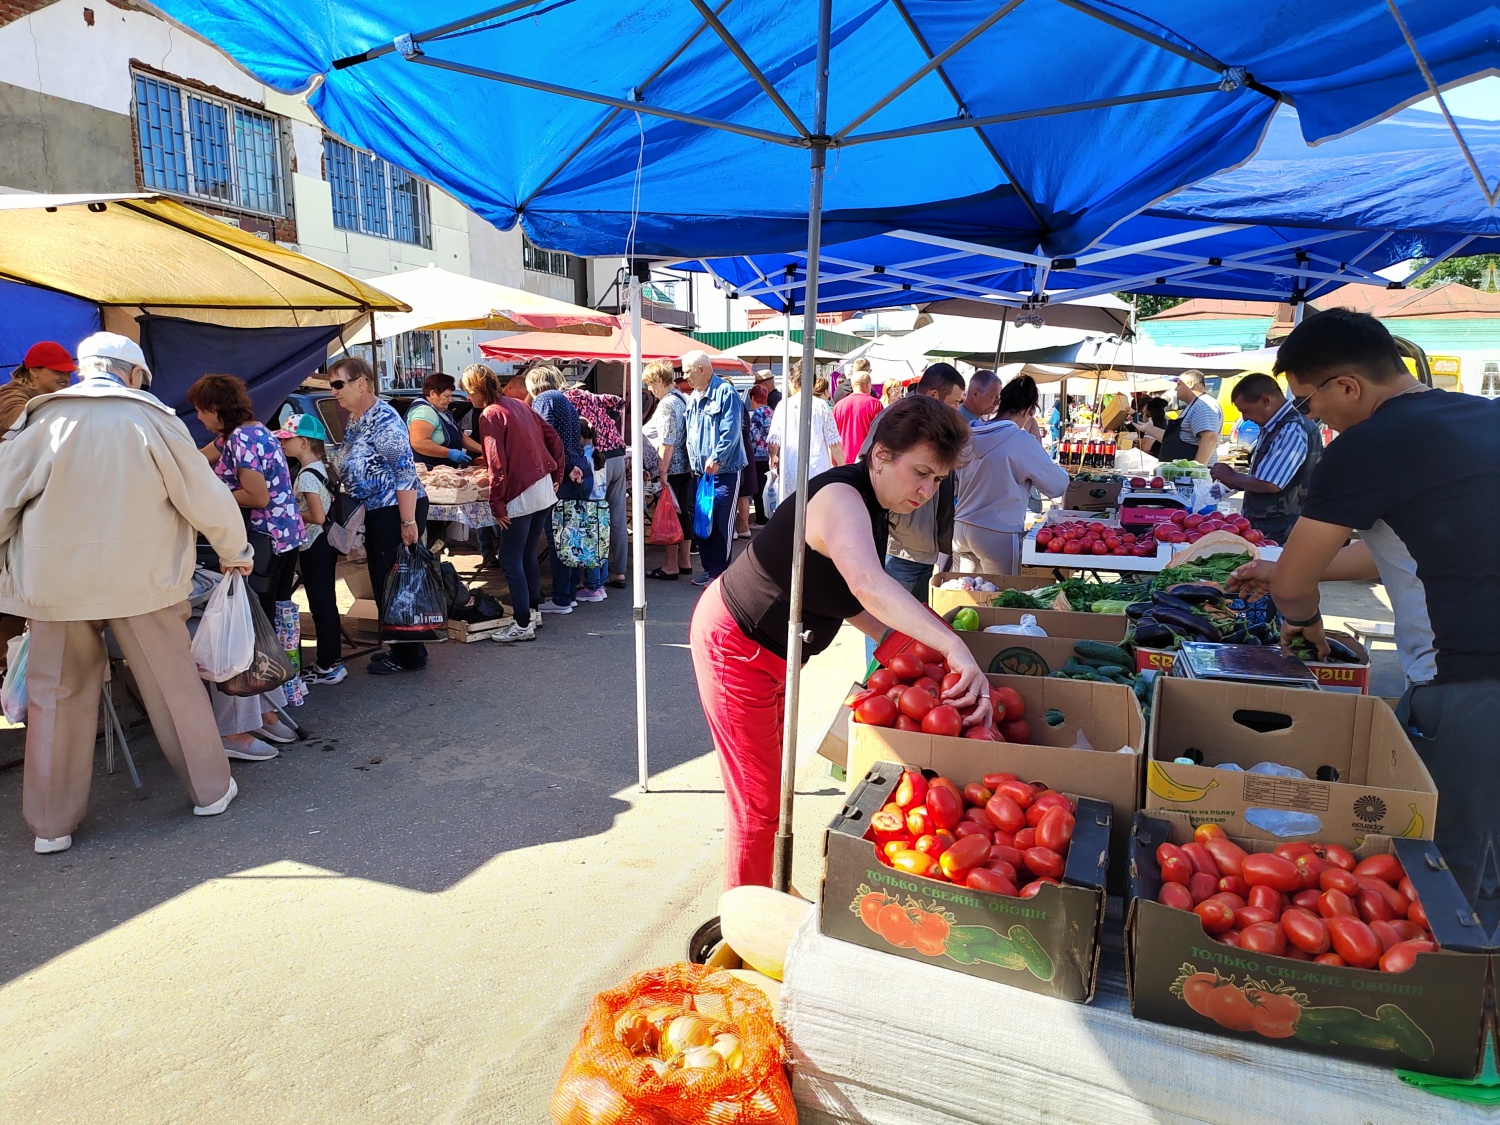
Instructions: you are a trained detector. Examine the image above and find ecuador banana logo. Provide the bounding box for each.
[1148,762,1219,803]
[1399,802,1425,838]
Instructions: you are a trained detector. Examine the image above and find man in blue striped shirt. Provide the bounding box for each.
[1210,373,1324,543]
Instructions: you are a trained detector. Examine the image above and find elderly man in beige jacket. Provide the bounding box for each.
[0,332,254,854]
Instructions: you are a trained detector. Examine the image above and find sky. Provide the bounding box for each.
[1417,76,1500,120]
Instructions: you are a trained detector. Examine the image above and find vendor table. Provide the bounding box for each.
[427,500,496,531]
[782,909,1474,1125]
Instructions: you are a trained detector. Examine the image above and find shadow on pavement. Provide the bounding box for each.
[0,578,714,985]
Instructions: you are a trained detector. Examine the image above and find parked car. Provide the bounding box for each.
[272,386,473,448]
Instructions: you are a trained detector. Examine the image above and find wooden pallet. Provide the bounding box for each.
[447,617,514,643]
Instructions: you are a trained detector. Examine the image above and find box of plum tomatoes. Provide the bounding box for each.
[1127,811,1491,1077]
[822,760,1112,1002]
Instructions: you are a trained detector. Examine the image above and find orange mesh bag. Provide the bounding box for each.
[551,962,796,1125]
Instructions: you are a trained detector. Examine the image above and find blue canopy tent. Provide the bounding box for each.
[0,280,101,374]
[154,0,1495,888]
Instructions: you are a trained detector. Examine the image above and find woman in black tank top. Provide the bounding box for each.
[690,395,993,889]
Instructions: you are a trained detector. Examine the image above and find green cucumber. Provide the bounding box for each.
[1094,664,1127,678]
[946,924,1002,948]
[1074,641,1135,667]
[1045,708,1065,726]
[944,943,977,965]
[970,941,1028,971]
[1377,1004,1435,1062]
[1007,926,1055,981]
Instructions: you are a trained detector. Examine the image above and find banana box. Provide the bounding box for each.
[1145,677,1436,847]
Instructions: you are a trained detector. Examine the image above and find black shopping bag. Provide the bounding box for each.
[380,544,449,643]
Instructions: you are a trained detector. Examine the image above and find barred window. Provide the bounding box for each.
[324,135,430,247]
[133,73,285,216]
[523,233,573,278]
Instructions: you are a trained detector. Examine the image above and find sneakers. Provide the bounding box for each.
[575,588,606,602]
[194,777,238,817]
[303,662,348,685]
[224,737,279,761]
[490,621,537,644]
[538,600,574,614]
[691,571,715,587]
[256,717,299,744]
[34,835,72,855]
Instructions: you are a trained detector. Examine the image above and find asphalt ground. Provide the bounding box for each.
[0,540,1399,1123]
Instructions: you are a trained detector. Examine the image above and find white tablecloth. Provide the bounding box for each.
[782,908,1478,1125]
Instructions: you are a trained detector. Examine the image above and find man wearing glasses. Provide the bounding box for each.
[1232,308,1500,925]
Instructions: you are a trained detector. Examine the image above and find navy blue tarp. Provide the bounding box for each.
[0,280,100,373]
[689,105,1500,311]
[138,316,344,443]
[151,0,1494,260]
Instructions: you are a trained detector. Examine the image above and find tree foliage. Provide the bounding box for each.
[1408,254,1499,290]
[1117,293,1187,318]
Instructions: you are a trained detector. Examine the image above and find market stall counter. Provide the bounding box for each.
[780,910,1487,1125]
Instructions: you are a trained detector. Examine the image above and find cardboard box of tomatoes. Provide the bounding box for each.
[1146,678,1436,845]
[1127,811,1491,1077]
[846,673,1145,889]
[1020,511,1174,573]
[822,759,1112,1002]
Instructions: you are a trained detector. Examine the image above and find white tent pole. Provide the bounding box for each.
[772,0,832,895]
[782,308,792,402]
[628,267,650,792]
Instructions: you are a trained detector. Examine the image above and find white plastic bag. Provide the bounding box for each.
[983,613,1048,637]
[763,468,782,517]
[2,629,28,724]
[191,572,256,682]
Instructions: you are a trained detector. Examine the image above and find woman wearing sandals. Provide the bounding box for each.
[642,359,695,581]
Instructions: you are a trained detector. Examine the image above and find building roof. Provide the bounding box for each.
[1141,298,1285,321]
[1313,281,1500,319]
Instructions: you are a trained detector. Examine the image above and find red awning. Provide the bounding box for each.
[479,317,750,374]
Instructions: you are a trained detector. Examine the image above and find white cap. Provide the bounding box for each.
[77,331,149,375]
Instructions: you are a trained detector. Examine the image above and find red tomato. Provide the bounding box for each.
[999,718,1032,744]
[893,770,927,810]
[1357,889,1396,924]
[1246,884,1283,917]
[1314,953,1345,967]
[1018,878,1058,899]
[905,806,934,837]
[1291,889,1322,912]
[1233,906,1277,930]
[990,686,1026,722]
[1036,808,1075,853]
[1318,843,1357,871]
[1025,846,1066,880]
[965,868,1017,896]
[1358,874,1410,916]
[952,822,990,841]
[982,772,1016,788]
[1247,990,1301,1039]
[882,840,907,862]
[921,704,963,737]
[1368,920,1403,953]
[939,832,992,878]
[1090,541,1108,555]
[993,778,1035,809]
[1188,872,1219,905]
[921,662,946,685]
[1194,899,1235,935]
[1203,838,1247,878]
[1180,971,1222,1019]
[866,668,899,694]
[924,785,963,831]
[963,724,999,740]
[1203,984,1257,1032]
[986,859,1018,885]
[1294,853,1331,890]
[1031,791,1073,816]
[914,833,947,858]
[1397,876,1418,903]
[1352,854,1404,885]
[875,902,916,947]
[869,809,908,843]
[908,640,945,665]
[940,673,965,698]
[1157,881,1195,910]
[1242,853,1301,893]
[1181,843,1221,879]
[985,794,1026,835]
[962,782,993,808]
[886,685,908,704]
[1183,513,1204,529]
[895,715,923,732]
[991,830,1015,848]
[911,676,941,699]
[1218,876,1251,901]
[988,844,1023,869]
[1319,867,1359,896]
[1207,892,1247,913]
[963,806,994,827]
[897,687,936,721]
[1152,524,1176,543]
[1013,828,1038,851]
[889,850,936,879]
[1239,921,1287,956]
[1388,919,1425,943]
[852,695,898,728]
[1380,939,1438,974]
[1194,823,1229,844]
[1408,897,1430,930]
[1280,907,1331,954]
[887,653,923,681]
[1318,889,1356,919]
[1327,915,1382,969]
[1218,932,1242,948]
[1035,529,1054,547]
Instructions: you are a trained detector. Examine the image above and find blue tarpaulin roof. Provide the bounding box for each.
[686,105,1500,312]
[152,0,1496,260]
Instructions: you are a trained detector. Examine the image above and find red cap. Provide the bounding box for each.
[22,341,77,373]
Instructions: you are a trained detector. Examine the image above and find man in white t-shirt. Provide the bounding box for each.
[1174,369,1223,465]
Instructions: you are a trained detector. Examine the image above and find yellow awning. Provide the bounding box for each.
[0,193,406,326]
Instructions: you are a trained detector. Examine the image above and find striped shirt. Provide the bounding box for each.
[1179,393,1224,464]
[1249,398,1308,490]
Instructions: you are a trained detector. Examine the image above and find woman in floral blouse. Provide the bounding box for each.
[189,374,305,621]
[328,356,430,675]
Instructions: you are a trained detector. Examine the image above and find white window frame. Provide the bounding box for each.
[322,135,432,248]
[132,71,287,218]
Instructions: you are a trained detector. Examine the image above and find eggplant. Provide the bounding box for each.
[1151,604,1222,642]
[1223,625,1250,645]
[1324,637,1364,665]
[1248,622,1277,642]
[1132,621,1176,649]
[1151,591,1200,615]
[1125,601,1155,620]
[1165,583,1225,605]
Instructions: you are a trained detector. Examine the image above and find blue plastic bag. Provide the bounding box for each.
[694,473,716,540]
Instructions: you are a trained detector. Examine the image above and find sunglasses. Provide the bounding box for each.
[1292,375,1342,417]
[329,376,363,391]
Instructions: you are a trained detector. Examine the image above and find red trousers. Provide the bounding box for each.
[690,580,787,889]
